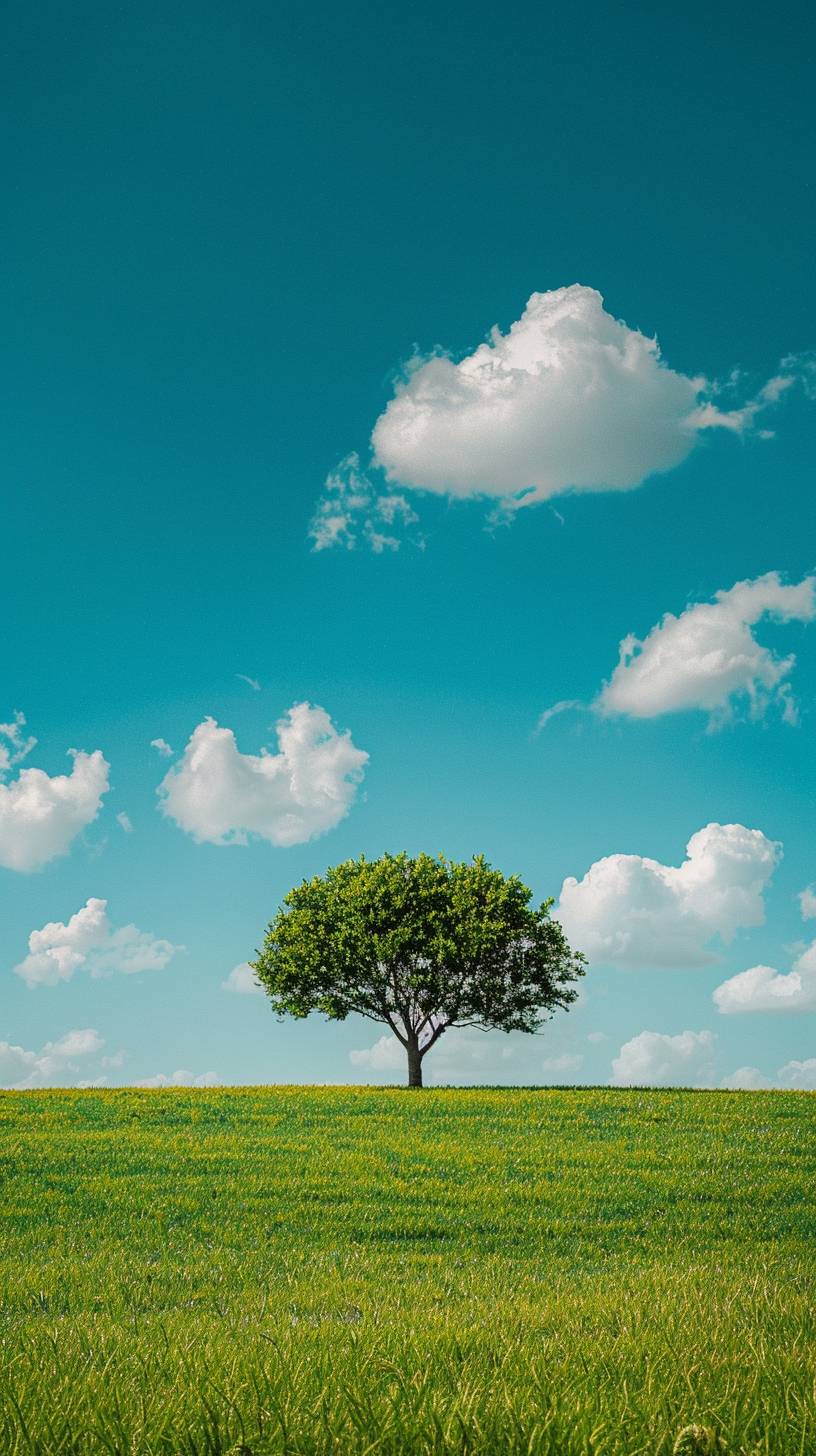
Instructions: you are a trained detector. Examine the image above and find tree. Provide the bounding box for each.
[252,852,586,1087]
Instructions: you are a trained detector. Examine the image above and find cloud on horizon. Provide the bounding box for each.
[134,1069,221,1088]
[723,1058,816,1090]
[611,1029,717,1086]
[0,1027,105,1089]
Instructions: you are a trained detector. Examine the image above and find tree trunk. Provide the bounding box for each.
[407,1040,423,1088]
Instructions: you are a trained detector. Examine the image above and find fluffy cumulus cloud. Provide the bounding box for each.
[222,962,263,995]
[370,285,797,505]
[313,287,808,547]
[0,715,109,872]
[557,822,780,969]
[596,573,815,727]
[611,1029,717,1087]
[13,898,181,988]
[158,703,368,847]
[713,939,816,1014]
[134,1069,221,1088]
[0,1027,105,1089]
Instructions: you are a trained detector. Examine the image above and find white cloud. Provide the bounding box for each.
[611,1029,717,1087]
[13,898,181,988]
[222,962,263,995]
[595,573,815,727]
[0,715,110,872]
[587,1031,608,1044]
[349,1034,405,1071]
[558,822,780,969]
[349,1028,585,1084]
[0,1027,104,1089]
[134,1069,221,1088]
[720,1065,776,1090]
[722,1058,816,1090]
[310,453,421,553]
[540,1052,584,1076]
[799,886,816,920]
[158,703,368,847]
[369,285,796,507]
[536,699,584,731]
[49,1028,104,1057]
[150,738,174,758]
[116,812,133,833]
[713,939,816,1014]
[776,1058,816,1089]
[236,675,261,692]
[0,712,37,774]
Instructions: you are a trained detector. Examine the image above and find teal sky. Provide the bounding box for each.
[2,0,815,1090]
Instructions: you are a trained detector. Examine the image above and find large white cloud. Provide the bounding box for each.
[713,939,816,1014]
[369,285,794,505]
[13,898,180,988]
[611,1029,717,1086]
[596,573,815,726]
[0,1027,104,1089]
[158,703,368,847]
[0,715,110,872]
[557,823,780,969]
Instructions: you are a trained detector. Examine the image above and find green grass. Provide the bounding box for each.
[1,1086,814,1454]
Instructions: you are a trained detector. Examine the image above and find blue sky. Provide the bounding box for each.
[2,0,815,1089]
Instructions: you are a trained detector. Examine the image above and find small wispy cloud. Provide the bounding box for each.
[536,699,584,731]
[309,453,422,554]
[799,885,816,920]
[150,738,174,758]
[236,674,261,692]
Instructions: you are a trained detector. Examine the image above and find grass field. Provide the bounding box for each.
[1,1086,814,1455]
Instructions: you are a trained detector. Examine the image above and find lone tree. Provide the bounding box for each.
[252,852,585,1087]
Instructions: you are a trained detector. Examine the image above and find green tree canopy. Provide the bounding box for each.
[252,853,585,1086]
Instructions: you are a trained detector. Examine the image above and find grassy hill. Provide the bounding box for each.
[1,1086,814,1454]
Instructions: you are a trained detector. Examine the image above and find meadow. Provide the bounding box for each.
[1,1086,814,1455]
